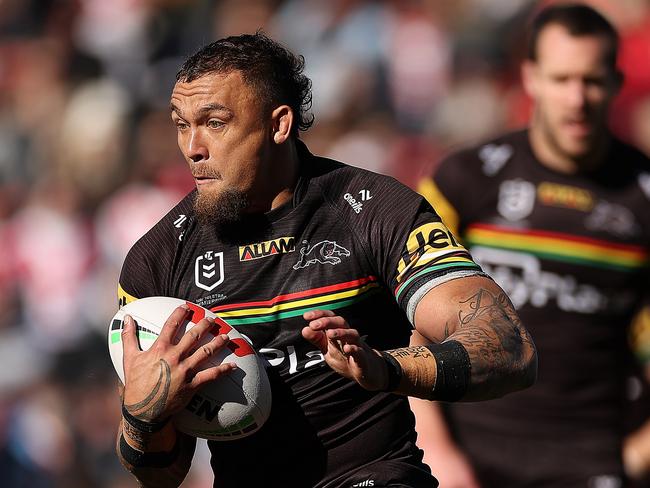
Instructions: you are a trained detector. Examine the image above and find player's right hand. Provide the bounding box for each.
[302,309,389,391]
[121,304,237,423]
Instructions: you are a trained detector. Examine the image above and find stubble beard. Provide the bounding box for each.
[193,187,249,229]
[537,106,599,163]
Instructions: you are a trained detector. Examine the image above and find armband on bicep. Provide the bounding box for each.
[382,340,471,401]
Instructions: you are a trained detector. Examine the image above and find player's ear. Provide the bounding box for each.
[271,105,293,144]
[521,60,538,99]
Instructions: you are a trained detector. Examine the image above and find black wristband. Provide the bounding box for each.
[425,340,471,402]
[380,351,403,392]
[119,434,180,468]
[122,404,169,434]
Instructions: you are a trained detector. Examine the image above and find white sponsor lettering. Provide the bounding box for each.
[260,346,325,374]
[471,247,635,314]
[344,193,364,213]
[587,474,622,488]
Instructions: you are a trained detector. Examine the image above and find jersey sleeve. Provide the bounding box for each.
[116,223,177,308]
[418,149,481,238]
[389,197,485,325]
[115,192,193,309]
[629,276,650,367]
[117,244,158,308]
[341,171,485,326]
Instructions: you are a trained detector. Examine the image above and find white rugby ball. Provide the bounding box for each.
[108,296,271,441]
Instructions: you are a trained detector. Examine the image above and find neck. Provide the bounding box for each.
[528,120,611,175]
[261,138,301,212]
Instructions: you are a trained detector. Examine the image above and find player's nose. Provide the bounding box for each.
[187,129,209,162]
[566,79,587,110]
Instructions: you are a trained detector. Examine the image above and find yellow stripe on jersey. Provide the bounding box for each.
[417,177,460,237]
[117,283,138,308]
[630,306,650,364]
[396,221,470,281]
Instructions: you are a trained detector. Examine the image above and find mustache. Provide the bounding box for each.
[191,164,222,179]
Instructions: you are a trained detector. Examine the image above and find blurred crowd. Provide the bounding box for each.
[0,0,649,486]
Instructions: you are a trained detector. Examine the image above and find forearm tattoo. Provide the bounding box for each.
[122,417,150,451]
[385,346,437,399]
[124,359,172,422]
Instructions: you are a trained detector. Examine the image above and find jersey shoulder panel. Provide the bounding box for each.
[308,157,418,223]
[611,138,650,202]
[431,130,529,223]
[306,157,426,259]
[118,191,196,305]
[304,154,482,320]
[436,130,527,186]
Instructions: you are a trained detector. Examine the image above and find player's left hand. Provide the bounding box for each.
[302,309,388,391]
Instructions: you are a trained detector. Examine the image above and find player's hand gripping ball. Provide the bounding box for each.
[108,297,271,440]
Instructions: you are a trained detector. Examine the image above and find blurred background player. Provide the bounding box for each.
[415,3,650,487]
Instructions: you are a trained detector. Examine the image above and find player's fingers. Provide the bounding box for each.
[336,343,365,369]
[157,305,190,344]
[342,343,364,356]
[176,317,215,353]
[189,362,237,389]
[185,333,231,371]
[303,309,335,321]
[301,326,328,353]
[326,328,361,344]
[121,315,141,358]
[307,315,349,331]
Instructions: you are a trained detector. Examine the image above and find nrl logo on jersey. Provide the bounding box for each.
[195,251,224,291]
[239,237,296,261]
[498,179,536,221]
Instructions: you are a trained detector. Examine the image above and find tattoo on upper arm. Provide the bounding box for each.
[124,360,172,422]
[425,320,452,344]
[452,288,535,380]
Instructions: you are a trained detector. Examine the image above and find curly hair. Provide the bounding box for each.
[176,32,314,136]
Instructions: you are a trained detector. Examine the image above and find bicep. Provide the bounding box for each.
[412,274,515,342]
[412,274,536,399]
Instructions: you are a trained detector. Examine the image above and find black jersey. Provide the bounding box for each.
[420,129,650,486]
[118,142,482,488]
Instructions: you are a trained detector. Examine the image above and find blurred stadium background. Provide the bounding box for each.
[1,0,649,486]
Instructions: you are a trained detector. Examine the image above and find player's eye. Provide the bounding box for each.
[174,120,189,131]
[207,119,224,129]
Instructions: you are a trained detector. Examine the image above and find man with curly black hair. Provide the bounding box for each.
[113,32,537,487]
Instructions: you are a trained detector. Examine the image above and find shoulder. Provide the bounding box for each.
[437,130,528,180]
[119,191,195,297]
[609,137,650,201]
[308,153,420,217]
[126,190,195,259]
